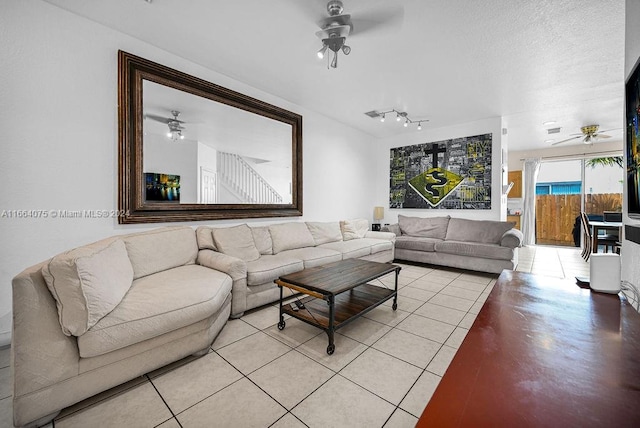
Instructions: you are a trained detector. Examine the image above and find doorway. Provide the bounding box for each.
[534,156,623,246]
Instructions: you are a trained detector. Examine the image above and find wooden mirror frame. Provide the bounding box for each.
[117,50,303,224]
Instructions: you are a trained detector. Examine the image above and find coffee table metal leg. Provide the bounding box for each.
[277,285,286,330]
[392,268,399,311]
[326,295,335,354]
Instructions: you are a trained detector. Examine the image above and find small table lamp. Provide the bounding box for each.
[372,206,384,231]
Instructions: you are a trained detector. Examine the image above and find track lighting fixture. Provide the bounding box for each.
[365,109,428,131]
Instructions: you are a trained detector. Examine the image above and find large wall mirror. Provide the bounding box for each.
[118,50,303,224]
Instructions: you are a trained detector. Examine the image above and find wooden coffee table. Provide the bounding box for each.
[275,258,401,354]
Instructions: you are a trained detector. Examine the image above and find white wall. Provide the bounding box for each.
[375,117,506,225]
[0,0,377,345]
[622,0,640,307]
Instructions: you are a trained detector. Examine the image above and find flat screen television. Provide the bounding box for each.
[626,55,640,220]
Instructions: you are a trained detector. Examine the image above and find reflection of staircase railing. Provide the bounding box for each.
[217,152,283,203]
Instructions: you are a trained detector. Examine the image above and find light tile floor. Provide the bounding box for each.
[0,245,588,428]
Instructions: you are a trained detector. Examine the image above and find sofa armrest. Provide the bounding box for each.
[364,231,396,241]
[380,223,401,236]
[197,249,248,317]
[501,228,524,248]
[197,249,246,279]
[12,262,80,401]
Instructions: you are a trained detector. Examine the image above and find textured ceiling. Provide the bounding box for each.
[44,0,626,151]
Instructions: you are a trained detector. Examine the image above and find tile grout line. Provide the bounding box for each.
[147,374,184,428]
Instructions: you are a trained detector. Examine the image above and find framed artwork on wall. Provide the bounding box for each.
[389,133,492,209]
[145,173,181,202]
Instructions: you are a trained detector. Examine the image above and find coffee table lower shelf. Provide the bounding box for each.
[277,283,397,355]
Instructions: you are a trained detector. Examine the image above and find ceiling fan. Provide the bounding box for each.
[551,125,615,146]
[145,110,186,141]
[314,0,404,68]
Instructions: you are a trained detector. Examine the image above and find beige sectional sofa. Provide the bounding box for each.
[383,215,523,274]
[196,220,396,317]
[11,220,394,427]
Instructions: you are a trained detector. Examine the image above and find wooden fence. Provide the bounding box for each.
[535,193,622,246]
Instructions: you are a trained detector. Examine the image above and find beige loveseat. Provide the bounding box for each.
[11,219,394,427]
[195,220,396,317]
[383,215,523,274]
[11,226,232,427]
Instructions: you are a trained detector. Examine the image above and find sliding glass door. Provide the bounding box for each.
[534,156,623,247]
[535,160,582,246]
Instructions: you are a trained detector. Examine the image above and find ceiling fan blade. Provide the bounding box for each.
[595,134,611,138]
[350,4,404,37]
[145,113,170,124]
[597,128,621,134]
[551,135,582,146]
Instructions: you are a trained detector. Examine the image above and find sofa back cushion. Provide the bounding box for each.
[445,218,515,244]
[123,226,198,279]
[195,226,216,251]
[42,239,134,336]
[251,226,273,255]
[340,218,369,241]
[269,222,316,254]
[306,221,343,245]
[213,224,261,261]
[398,215,450,239]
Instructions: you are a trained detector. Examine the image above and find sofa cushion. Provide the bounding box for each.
[269,222,316,254]
[251,226,273,255]
[366,238,394,254]
[195,226,216,251]
[123,226,197,279]
[77,264,232,358]
[395,236,442,252]
[213,224,261,262]
[318,239,383,259]
[306,221,343,245]
[278,247,342,268]
[42,238,133,337]
[434,240,514,261]
[340,218,369,241]
[398,215,450,239]
[382,224,401,236]
[246,254,304,286]
[445,218,515,244]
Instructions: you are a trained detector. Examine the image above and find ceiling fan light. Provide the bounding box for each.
[317,44,328,59]
[403,119,408,127]
[380,113,385,122]
[417,122,422,130]
[330,52,338,68]
[396,113,402,122]
[341,45,351,55]
[166,132,172,138]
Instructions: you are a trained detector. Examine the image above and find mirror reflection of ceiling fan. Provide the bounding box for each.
[145,110,186,141]
[313,0,404,68]
[551,125,615,146]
